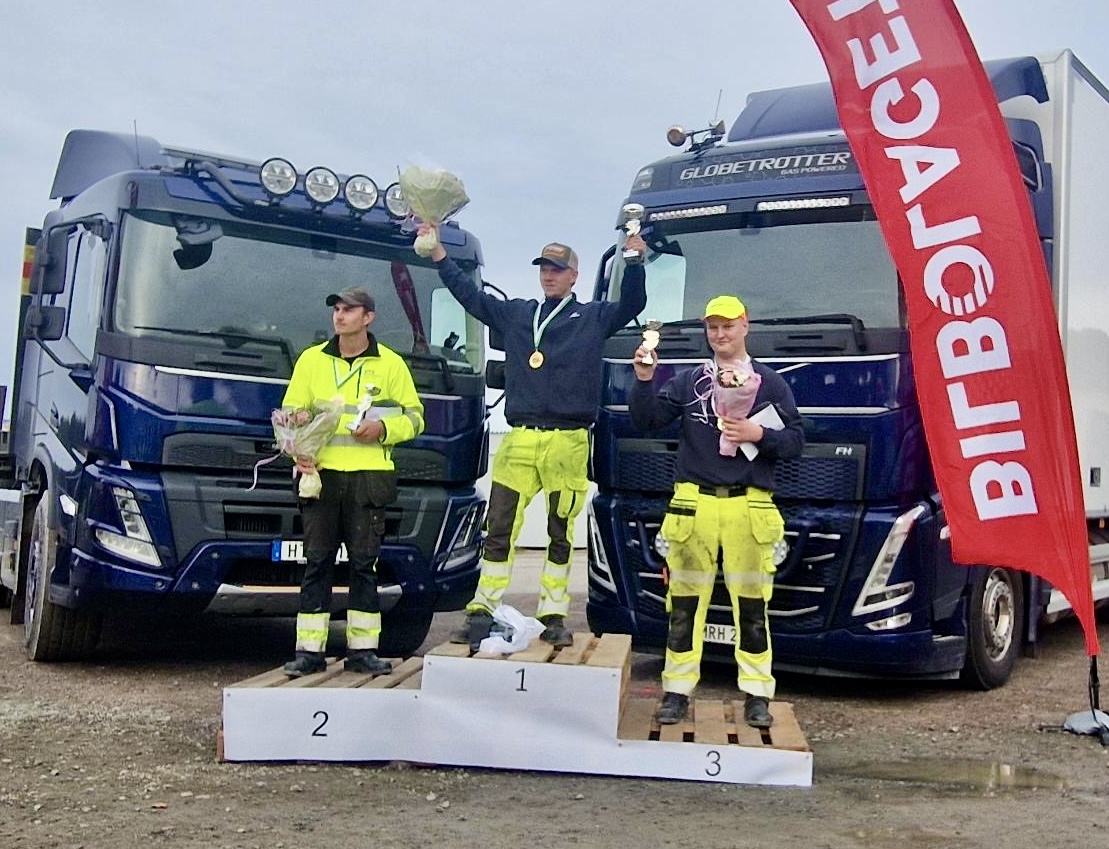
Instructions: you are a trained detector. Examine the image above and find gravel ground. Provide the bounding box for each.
[1,577,1108,848]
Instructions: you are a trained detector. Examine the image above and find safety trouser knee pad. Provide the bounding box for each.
[667,595,700,653]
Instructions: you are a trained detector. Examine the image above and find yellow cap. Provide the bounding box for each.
[703,295,747,320]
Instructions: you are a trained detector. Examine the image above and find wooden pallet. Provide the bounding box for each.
[221,633,812,786]
[228,632,630,692]
[228,655,425,691]
[618,697,809,751]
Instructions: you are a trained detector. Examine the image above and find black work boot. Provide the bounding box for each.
[539,614,573,648]
[655,692,690,725]
[283,651,326,677]
[744,694,774,729]
[449,609,494,650]
[344,649,392,675]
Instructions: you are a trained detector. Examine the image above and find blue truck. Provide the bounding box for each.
[586,50,1109,688]
[0,130,489,660]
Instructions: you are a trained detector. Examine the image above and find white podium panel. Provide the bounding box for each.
[220,635,813,787]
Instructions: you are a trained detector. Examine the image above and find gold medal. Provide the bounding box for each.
[529,350,544,369]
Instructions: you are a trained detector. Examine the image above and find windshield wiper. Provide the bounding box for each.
[133,325,295,368]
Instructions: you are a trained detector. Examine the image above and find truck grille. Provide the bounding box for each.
[615,439,678,493]
[615,497,858,635]
[163,434,289,471]
[614,439,865,501]
[775,447,864,500]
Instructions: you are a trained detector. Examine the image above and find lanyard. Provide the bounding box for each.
[532,297,572,351]
[333,359,363,391]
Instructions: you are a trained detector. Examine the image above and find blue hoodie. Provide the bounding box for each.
[436,258,646,429]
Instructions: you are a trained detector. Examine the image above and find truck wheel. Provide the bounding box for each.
[8,497,36,625]
[960,566,1024,690]
[23,491,102,662]
[377,609,434,657]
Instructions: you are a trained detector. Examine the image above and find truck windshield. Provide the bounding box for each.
[611,210,901,329]
[113,211,484,375]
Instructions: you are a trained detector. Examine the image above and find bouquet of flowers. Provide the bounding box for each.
[714,362,762,457]
[269,396,345,498]
[398,165,470,257]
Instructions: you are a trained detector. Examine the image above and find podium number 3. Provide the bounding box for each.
[705,750,722,776]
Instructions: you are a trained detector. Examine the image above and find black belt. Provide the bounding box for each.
[698,484,748,498]
[516,424,581,432]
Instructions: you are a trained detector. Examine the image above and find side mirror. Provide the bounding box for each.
[485,360,505,390]
[24,305,66,341]
[31,229,68,295]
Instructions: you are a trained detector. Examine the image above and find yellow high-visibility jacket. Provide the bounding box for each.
[282,334,424,471]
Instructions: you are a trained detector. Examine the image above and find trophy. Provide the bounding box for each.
[640,319,662,366]
[620,203,645,265]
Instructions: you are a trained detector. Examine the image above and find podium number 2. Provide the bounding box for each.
[312,710,329,737]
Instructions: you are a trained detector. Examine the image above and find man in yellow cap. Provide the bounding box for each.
[417,222,646,649]
[629,294,803,727]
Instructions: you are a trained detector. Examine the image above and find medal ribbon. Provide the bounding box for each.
[531,297,572,355]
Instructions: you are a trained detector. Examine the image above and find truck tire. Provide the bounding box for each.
[377,609,434,658]
[960,566,1024,690]
[8,497,36,625]
[24,491,102,661]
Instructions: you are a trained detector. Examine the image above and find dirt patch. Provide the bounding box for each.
[1,600,1107,849]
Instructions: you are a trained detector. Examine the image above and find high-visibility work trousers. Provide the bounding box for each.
[660,482,783,699]
[294,470,390,653]
[469,427,589,619]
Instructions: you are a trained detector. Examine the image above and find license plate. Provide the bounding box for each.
[703,622,735,645]
[271,541,348,562]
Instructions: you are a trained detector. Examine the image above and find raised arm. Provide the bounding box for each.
[420,221,506,328]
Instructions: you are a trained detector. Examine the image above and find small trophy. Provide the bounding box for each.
[640,319,662,366]
[620,203,645,266]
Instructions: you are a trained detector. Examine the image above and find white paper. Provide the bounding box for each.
[477,605,546,654]
[739,404,785,460]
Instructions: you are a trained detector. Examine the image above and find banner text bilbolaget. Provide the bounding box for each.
[790,0,1099,654]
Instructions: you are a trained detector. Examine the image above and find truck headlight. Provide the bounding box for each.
[260,158,297,197]
[95,486,161,568]
[344,175,379,211]
[852,505,923,616]
[304,166,340,205]
[384,183,409,219]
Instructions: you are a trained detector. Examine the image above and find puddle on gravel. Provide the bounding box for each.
[829,757,1066,791]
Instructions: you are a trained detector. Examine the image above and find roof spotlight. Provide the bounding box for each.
[260,158,297,197]
[384,182,409,219]
[304,166,340,205]
[344,175,379,212]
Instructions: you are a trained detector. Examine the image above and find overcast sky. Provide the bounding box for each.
[2,0,1108,418]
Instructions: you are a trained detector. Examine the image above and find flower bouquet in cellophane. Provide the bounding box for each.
[398,165,470,257]
[270,396,344,498]
[714,362,762,457]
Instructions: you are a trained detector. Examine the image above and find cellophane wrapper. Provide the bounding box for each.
[714,364,762,457]
[398,166,470,257]
[271,397,344,498]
